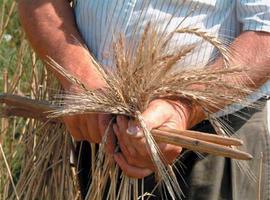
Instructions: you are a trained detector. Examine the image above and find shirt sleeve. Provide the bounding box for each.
[236,0,270,32]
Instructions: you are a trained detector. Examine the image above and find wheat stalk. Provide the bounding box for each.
[44,22,263,199]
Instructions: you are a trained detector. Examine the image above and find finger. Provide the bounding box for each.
[126,119,149,158]
[85,116,101,143]
[116,115,129,133]
[131,138,149,157]
[126,119,159,159]
[79,120,90,141]
[114,153,153,179]
[98,114,111,137]
[114,123,154,168]
[126,120,160,161]
[113,124,130,155]
[126,120,143,138]
[63,116,85,141]
[106,125,116,154]
[78,115,97,143]
[116,116,136,156]
[98,114,115,154]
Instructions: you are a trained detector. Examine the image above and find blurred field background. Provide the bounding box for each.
[0,1,79,199]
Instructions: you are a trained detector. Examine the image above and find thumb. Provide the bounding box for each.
[127,100,172,137]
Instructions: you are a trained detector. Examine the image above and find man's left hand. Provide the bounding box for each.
[113,99,192,179]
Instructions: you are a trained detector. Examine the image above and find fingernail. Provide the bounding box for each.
[126,125,140,136]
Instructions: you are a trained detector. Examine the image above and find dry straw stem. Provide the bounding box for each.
[44,22,264,199]
[0,1,16,41]
[0,45,79,199]
[0,140,19,200]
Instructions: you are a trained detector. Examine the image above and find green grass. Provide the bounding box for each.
[0,0,34,93]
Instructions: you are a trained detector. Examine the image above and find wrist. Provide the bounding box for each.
[54,63,106,92]
[65,73,105,92]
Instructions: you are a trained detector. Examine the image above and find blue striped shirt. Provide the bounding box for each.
[74,0,270,114]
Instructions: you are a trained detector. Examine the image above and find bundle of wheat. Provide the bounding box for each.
[45,22,262,199]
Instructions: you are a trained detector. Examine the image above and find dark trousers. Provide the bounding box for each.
[76,100,270,200]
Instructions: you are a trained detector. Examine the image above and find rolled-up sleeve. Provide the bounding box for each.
[236,0,270,32]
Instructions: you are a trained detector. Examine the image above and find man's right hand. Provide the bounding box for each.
[63,114,100,143]
[64,113,115,152]
[18,0,116,148]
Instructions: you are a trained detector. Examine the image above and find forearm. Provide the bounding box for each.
[214,31,270,88]
[18,0,103,90]
[187,31,270,127]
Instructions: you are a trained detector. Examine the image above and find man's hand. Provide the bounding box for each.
[18,0,116,146]
[63,83,116,148]
[63,114,111,143]
[113,99,193,179]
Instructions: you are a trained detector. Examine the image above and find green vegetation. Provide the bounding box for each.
[0,1,41,198]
